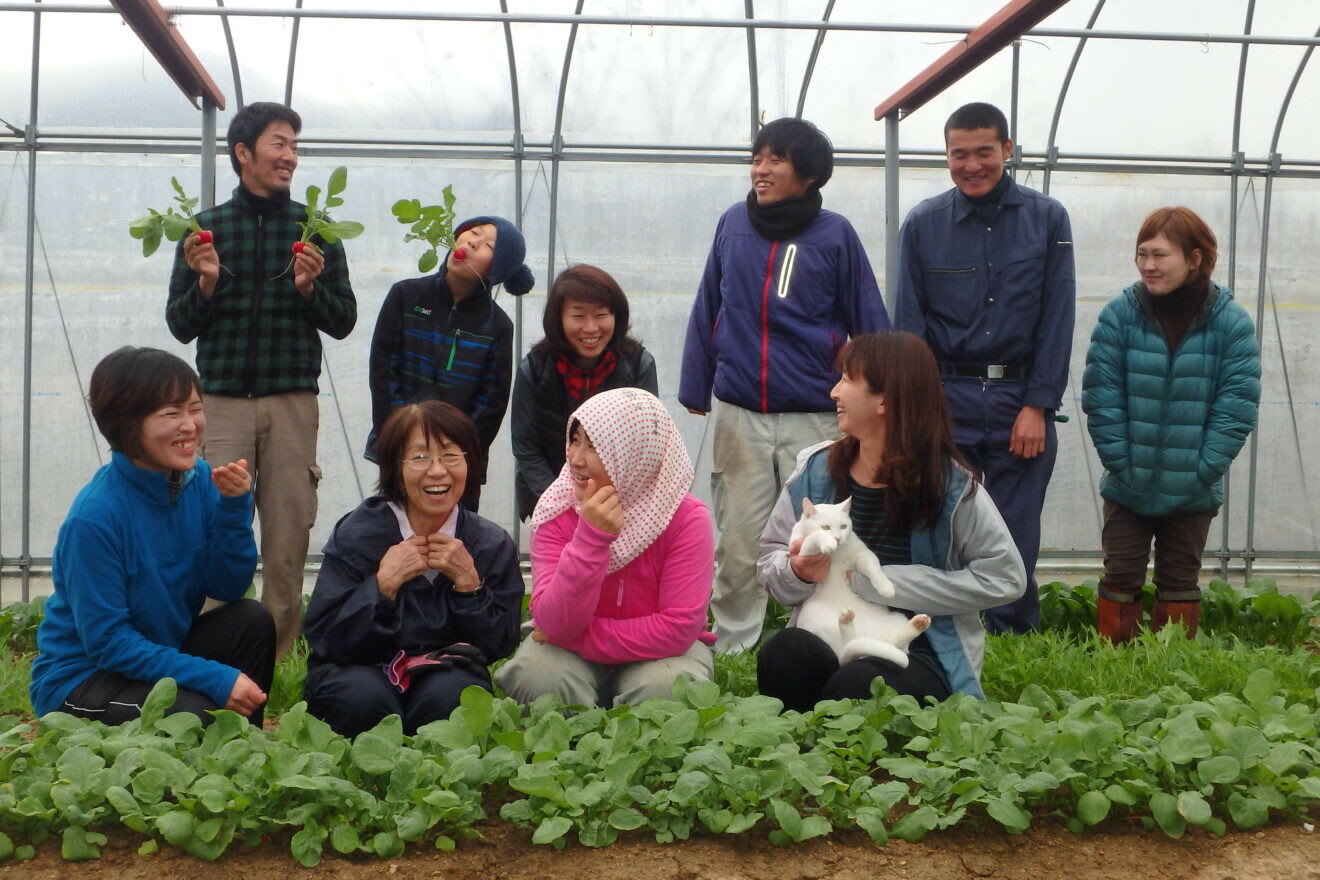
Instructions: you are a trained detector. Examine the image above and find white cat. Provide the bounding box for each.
[791,497,931,667]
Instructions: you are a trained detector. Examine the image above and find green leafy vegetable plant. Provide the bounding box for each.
[270,166,364,280]
[392,185,458,273]
[296,165,364,249]
[128,177,209,257]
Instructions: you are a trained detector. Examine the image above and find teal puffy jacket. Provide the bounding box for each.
[1082,281,1260,517]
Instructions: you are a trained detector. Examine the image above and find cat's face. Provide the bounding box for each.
[800,498,853,534]
[830,370,885,439]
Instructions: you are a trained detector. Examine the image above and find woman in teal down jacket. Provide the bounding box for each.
[1082,206,1260,643]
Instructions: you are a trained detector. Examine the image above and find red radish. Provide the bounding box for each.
[453,247,466,261]
[293,241,306,254]
[197,230,213,244]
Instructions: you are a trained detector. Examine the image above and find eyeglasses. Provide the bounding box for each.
[402,451,467,471]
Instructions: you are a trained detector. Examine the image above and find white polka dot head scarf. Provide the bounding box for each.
[530,387,694,573]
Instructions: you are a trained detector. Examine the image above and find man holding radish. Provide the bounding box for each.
[166,101,357,658]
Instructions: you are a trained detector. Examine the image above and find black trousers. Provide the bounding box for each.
[757,627,951,713]
[304,661,491,738]
[61,598,276,726]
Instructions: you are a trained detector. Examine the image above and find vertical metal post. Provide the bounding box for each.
[884,113,900,316]
[745,0,759,141]
[201,98,217,209]
[1221,0,1254,581]
[20,6,43,602]
[501,0,525,546]
[1010,39,1021,178]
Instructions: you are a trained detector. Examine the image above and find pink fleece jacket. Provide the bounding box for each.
[530,493,718,665]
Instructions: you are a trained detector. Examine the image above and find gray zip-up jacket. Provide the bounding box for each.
[756,440,1025,697]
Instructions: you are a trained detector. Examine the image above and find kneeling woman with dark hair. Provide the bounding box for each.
[757,332,1025,710]
[30,346,274,725]
[303,401,523,737]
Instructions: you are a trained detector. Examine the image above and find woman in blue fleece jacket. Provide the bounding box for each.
[29,347,275,725]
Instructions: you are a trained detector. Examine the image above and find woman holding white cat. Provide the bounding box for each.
[496,388,718,706]
[757,332,1025,710]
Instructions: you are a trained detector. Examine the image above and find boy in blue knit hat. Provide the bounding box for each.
[367,215,535,511]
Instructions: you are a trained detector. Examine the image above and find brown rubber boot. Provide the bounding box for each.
[1096,586,1144,645]
[1152,599,1201,638]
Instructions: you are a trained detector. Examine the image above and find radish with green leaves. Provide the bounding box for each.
[272,165,364,278]
[128,177,212,257]
[393,184,458,273]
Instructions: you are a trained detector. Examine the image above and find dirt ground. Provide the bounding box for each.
[4,821,1317,880]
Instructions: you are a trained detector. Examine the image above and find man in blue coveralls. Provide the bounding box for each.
[895,102,1075,634]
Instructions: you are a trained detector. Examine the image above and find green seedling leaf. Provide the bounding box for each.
[136,839,158,856]
[986,795,1032,833]
[327,165,348,196]
[1077,790,1111,825]
[1227,792,1270,829]
[0,832,12,860]
[60,827,106,861]
[532,816,573,845]
[1177,791,1213,826]
[139,679,177,728]
[1148,791,1186,838]
[889,806,939,842]
[1196,755,1242,785]
[1243,668,1276,710]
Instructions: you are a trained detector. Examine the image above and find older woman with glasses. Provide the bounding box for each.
[303,401,524,737]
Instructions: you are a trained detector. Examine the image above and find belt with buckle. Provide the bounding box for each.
[938,362,1029,380]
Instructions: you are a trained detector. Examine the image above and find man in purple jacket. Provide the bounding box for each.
[679,117,890,652]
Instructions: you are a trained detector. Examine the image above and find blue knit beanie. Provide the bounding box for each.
[453,215,535,296]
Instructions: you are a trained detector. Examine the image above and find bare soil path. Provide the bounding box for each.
[4,822,1316,880]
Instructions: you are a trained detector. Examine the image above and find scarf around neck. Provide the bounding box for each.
[744,188,823,241]
[555,349,619,401]
[530,387,694,573]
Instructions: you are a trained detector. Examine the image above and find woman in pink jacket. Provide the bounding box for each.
[496,388,716,706]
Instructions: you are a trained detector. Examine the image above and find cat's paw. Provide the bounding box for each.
[911,614,931,632]
[839,608,855,624]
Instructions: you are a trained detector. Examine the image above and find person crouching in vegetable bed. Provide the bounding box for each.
[365,215,535,512]
[1082,206,1260,643]
[496,388,718,707]
[304,401,524,737]
[29,346,275,726]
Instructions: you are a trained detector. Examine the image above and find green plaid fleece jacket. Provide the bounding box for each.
[166,187,357,397]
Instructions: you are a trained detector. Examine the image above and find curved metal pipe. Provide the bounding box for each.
[216,0,243,109]
[1220,0,1254,578]
[1043,0,1106,195]
[745,0,759,139]
[501,0,526,546]
[284,0,304,107]
[547,0,585,286]
[1244,24,1320,566]
[794,0,836,119]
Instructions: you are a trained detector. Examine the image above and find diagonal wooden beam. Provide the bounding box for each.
[874,0,1069,121]
[109,0,226,110]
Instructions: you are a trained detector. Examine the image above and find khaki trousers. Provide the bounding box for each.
[495,638,714,708]
[202,392,320,657]
[709,402,837,652]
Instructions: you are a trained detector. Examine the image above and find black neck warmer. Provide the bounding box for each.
[238,182,292,216]
[968,172,1011,226]
[744,188,823,242]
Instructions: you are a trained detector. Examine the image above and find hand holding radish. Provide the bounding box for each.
[292,240,325,296]
[184,230,221,296]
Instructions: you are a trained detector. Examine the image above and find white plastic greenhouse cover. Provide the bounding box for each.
[4,1,1320,596]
